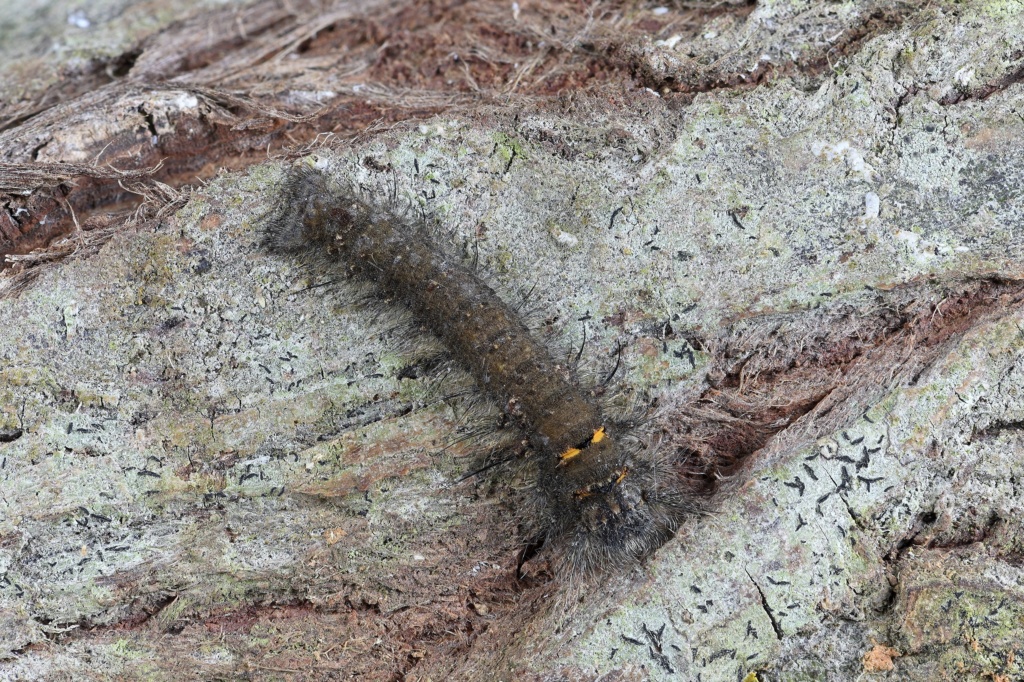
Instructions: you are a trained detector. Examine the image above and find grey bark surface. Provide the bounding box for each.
[1,1,1024,680]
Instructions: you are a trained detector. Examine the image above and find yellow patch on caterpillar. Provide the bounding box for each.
[559,427,606,465]
[559,447,582,464]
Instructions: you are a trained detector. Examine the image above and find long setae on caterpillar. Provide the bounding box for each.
[264,161,700,574]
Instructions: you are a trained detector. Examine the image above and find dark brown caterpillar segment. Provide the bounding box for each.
[265,163,693,572]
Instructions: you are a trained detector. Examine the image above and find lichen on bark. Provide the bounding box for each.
[2,0,1024,680]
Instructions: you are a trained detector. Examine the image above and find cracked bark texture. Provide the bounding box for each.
[2,0,1024,680]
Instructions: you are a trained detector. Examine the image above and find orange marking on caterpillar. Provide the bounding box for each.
[558,447,582,465]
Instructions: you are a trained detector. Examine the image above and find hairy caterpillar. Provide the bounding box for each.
[264,162,700,574]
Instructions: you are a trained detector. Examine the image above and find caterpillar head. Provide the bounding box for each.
[540,426,691,575]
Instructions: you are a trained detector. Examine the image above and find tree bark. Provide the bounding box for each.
[2,1,1024,680]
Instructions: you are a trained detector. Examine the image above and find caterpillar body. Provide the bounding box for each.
[264,163,697,573]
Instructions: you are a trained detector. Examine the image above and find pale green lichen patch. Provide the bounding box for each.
[0,159,495,644]
[512,290,1024,680]
[895,546,1024,677]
